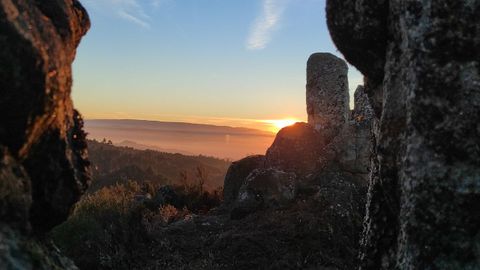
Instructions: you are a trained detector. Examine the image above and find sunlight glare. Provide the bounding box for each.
[264,118,299,133]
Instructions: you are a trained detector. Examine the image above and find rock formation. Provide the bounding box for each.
[264,122,327,174]
[223,155,265,205]
[352,85,373,122]
[0,0,90,268]
[220,52,373,268]
[332,85,373,179]
[327,0,480,268]
[225,52,372,212]
[306,53,349,141]
[231,168,297,219]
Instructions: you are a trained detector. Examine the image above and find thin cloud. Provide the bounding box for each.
[83,0,151,28]
[247,0,289,50]
[151,0,173,8]
[118,10,150,28]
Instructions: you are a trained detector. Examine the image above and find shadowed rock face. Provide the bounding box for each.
[223,155,265,205]
[327,0,480,269]
[0,148,31,232]
[231,168,297,219]
[0,1,90,268]
[0,0,90,233]
[306,53,349,141]
[265,122,327,175]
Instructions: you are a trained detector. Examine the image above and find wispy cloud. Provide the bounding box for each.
[151,0,173,8]
[246,0,289,50]
[118,10,150,28]
[83,0,152,28]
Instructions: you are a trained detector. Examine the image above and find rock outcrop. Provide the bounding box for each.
[223,155,265,205]
[264,122,327,175]
[0,0,90,268]
[231,168,297,219]
[220,52,373,268]
[327,0,480,269]
[0,0,91,234]
[143,167,367,269]
[321,85,373,180]
[306,53,349,141]
[225,53,372,215]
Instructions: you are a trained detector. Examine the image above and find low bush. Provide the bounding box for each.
[51,180,222,269]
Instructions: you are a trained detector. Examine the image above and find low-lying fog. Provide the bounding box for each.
[84,119,275,160]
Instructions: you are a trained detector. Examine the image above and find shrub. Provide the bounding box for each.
[51,180,223,269]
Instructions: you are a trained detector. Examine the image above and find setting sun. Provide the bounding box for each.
[264,119,300,133]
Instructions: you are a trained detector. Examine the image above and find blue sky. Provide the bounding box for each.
[72,0,363,131]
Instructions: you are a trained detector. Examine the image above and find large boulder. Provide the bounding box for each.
[231,168,297,219]
[0,0,91,233]
[327,0,480,268]
[306,53,349,141]
[264,122,327,175]
[223,155,265,205]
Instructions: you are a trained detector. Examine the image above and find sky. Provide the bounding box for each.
[72,0,363,132]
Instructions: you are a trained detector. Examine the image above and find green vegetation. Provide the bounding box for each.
[87,139,230,191]
[50,140,226,269]
[51,180,222,269]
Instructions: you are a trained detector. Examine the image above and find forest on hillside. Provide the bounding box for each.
[87,139,231,192]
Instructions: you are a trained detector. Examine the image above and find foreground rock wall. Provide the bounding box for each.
[0,0,90,268]
[327,1,480,268]
[0,0,90,234]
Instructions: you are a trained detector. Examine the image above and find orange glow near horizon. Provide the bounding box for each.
[263,118,300,133]
[82,112,304,134]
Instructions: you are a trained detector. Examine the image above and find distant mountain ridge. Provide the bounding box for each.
[86,119,274,137]
[115,140,194,156]
[84,119,275,160]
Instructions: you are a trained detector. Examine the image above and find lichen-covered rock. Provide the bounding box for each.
[352,85,373,122]
[223,155,265,205]
[319,124,371,181]
[327,0,480,269]
[313,85,373,180]
[0,0,91,233]
[306,53,349,141]
[231,169,297,219]
[265,122,327,175]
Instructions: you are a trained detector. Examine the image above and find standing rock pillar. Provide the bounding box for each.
[306,53,349,141]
